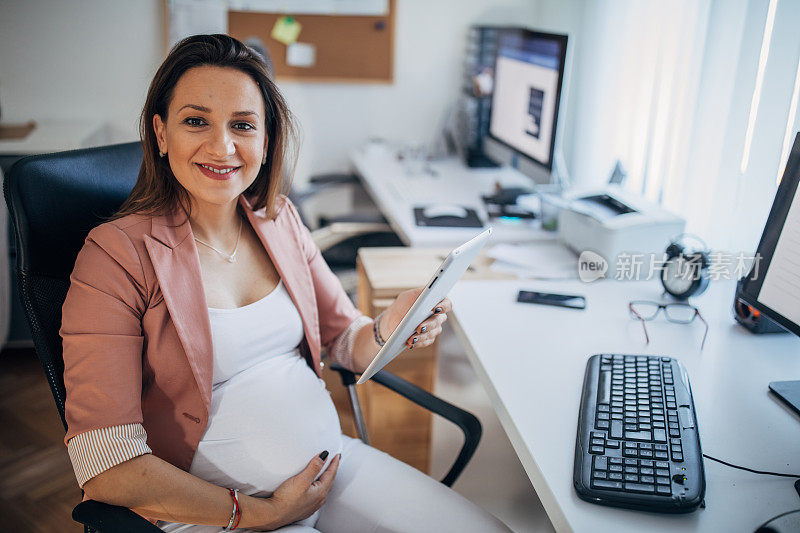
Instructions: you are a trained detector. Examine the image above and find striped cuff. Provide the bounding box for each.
[326,315,373,371]
[67,423,152,488]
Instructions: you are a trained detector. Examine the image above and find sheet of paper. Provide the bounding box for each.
[489,260,577,280]
[286,42,316,67]
[487,242,578,278]
[271,15,302,45]
[168,0,228,48]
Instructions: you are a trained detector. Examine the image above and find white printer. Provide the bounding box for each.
[558,187,685,266]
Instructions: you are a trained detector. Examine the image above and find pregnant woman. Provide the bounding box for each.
[60,34,510,532]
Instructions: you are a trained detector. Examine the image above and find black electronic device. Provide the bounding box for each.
[482,185,538,219]
[573,354,705,513]
[413,206,483,228]
[660,235,710,300]
[769,380,800,418]
[488,28,568,171]
[733,278,787,334]
[738,132,800,416]
[517,290,585,309]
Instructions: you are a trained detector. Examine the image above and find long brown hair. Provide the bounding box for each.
[108,34,297,222]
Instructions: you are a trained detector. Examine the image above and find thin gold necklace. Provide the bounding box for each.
[193,215,243,263]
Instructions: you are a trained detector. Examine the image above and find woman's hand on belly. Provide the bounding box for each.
[248,451,340,530]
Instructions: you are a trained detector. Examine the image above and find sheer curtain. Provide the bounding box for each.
[555,0,800,252]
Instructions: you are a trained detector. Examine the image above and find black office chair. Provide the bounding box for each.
[3,142,482,532]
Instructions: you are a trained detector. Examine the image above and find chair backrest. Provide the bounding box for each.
[3,142,143,430]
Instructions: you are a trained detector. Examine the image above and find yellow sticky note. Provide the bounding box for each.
[271,16,302,46]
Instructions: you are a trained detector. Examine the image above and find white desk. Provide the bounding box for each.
[449,276,800,532]
[350,143,557,247]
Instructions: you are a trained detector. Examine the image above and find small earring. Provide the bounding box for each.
[159,150,166,158]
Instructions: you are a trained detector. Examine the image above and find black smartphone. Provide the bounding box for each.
[516,290,586,309]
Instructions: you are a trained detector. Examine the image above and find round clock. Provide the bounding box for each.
[660,237,710,300]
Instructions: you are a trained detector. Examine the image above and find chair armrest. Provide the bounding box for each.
[328,363,482,487]
[310,222,393,253]
[73,500,164,532]
[309,173,359,187]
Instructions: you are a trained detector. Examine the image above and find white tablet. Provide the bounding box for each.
[357,227,493,384]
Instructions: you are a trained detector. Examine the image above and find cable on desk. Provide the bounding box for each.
[703,454,800,478]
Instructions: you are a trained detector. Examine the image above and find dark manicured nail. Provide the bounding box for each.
[421,326,427,333]
[319,450,329,461]
[435,307,442,313]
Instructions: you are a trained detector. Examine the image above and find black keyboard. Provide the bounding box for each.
[573,354,705,512]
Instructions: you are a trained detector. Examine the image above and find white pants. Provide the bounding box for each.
[158,436,511,533]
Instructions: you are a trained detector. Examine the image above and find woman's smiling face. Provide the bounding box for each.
[153,65,268,211]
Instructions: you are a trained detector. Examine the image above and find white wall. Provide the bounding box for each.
[0,0,539,187]
[0,0,164,143]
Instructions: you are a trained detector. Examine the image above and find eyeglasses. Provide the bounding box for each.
[628,300,709,350]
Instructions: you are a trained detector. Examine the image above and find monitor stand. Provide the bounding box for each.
[769,381,800,418]
[465,148,500,168]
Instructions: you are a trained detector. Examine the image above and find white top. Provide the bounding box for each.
[189,279,342,496]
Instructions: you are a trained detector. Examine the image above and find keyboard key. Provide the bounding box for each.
[656,476,671,485]
[606,440,620,449]
[609,472,623,481]
[610,457,623,465]
[624,458,638,466]
[590,445,605,454]
[625,430,652,441]
[594,456,608,471]
[624,473,639,482]
[640,475,655,483]
[656,485,672,495]
[609,465,623,473]
[597,420,610,429]
[673,452,684,462]
[640,460,654,467]
[640,467,654,475]
[655,461,669,469]
[593,470,607,479]
[655,451,669,460]
[610,420,623,439]
[593,479,623,491]
[624,482,655,494]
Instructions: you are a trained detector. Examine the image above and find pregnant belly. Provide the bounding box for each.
[189,353,343,496]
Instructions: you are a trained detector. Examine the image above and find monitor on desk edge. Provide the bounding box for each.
[485,27,568,182]
[739,131,800,416]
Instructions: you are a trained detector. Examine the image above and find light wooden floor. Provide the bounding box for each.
[0,346,83,531]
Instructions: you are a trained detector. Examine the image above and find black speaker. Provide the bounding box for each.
[733,278,787,334]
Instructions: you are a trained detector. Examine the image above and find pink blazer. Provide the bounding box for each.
[60,194,363,473]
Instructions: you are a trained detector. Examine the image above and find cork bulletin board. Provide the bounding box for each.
[227,0,395,83]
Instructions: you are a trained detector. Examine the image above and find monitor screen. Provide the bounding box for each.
[740,132,800,337]
[488,28,568,170]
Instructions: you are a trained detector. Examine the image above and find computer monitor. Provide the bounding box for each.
[740,131,800,416]
[486,28,568,180]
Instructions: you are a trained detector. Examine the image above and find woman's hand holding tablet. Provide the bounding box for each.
[357,227,493,384]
